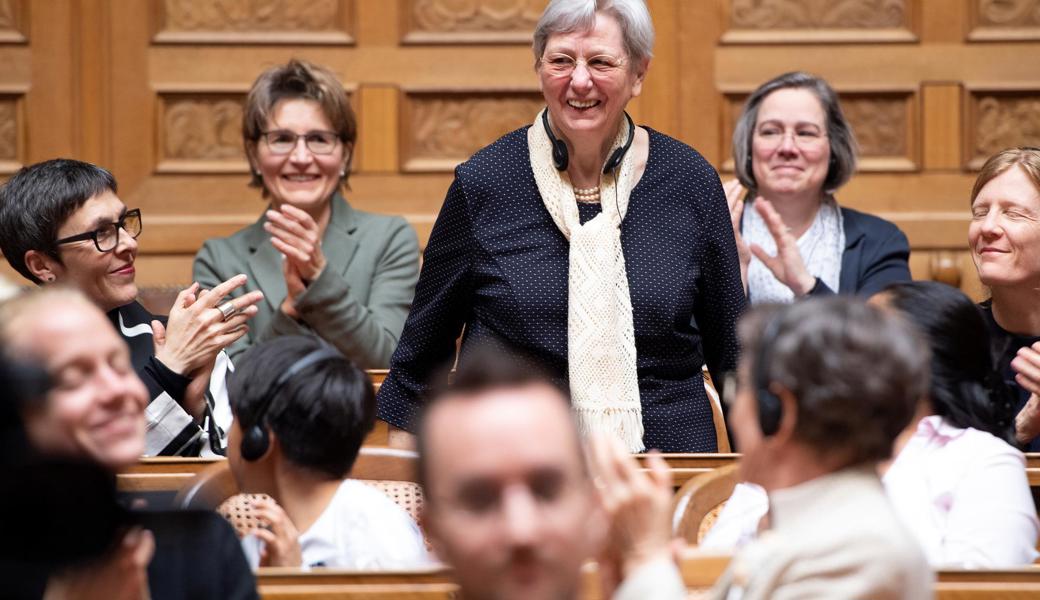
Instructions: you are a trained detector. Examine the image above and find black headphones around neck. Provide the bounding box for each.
[752,313,786,437]
[542,109,635,174]
[239,346,343,461]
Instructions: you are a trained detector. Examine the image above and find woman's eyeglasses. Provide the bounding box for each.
[540,53,627,78]
[260,130,341,155]
[754,126,828,150]
[55,209,142,253]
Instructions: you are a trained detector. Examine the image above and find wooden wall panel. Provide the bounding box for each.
[3,0,1039,302]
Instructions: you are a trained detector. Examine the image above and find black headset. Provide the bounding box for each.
[752,313,786,437]
[542,109,635,174]
[239,346,343,461]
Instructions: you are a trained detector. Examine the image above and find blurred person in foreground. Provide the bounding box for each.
[417,348,685,600]
[0,287,257,600]
[0,158,263,455]
[711,297,931,599]
[225,334,428,569]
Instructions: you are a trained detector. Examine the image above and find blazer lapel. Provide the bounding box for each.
[838,210,865,294]
[324,195,360,280]
[244,217,288,313]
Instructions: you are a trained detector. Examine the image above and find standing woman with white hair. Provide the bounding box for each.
[377,0,745,453]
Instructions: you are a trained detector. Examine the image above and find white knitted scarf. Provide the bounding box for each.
[528,109,644,452]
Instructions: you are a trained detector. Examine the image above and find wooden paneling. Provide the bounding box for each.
[2,0,1039,304]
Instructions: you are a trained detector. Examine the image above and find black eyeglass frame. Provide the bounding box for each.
[258,130,343,155]
[54,208,143,253]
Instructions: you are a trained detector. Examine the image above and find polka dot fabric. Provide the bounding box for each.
[376,126,746,452]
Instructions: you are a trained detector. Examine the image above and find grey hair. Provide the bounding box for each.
[532,0,655,68]
[732,71,858,195]
[738,297,928,466]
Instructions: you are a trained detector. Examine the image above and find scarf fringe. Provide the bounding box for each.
[574,405,646,453]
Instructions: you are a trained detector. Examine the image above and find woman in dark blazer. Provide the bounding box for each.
[723,72,911,302]
[377,0,745,453]
[193,60,419,368]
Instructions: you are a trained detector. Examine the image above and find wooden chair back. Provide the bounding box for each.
[256,567,457,599]
[702,366,730,453]
[671,463,740,545]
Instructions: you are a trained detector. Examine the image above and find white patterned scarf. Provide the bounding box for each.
[528,109,644,452]
[744,196,845,304]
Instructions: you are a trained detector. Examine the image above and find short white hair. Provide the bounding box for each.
[532,0,655,68]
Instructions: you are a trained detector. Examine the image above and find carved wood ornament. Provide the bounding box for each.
[404,93,542,170]
[730,0,907,29]
[162,96,245,161]
[405,0,542,43]
[973,94,1040,165]
[0,98,17,161]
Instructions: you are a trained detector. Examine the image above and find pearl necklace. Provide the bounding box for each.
[574,185,601,204]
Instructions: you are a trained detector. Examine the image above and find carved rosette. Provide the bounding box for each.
[972,93,1040,165]
[730,0,907,29]
[405,0,542,43]
[157,0,352,42]
[403,93,542,170]
[0,97,17,161]
[160,95,246,164]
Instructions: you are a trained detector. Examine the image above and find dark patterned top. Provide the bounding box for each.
[376,126,746,452]
[981,301,1040,451]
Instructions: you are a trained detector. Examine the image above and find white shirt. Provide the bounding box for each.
[703,416,1040,568]
[243,479,431,570]
[884,415,1039,568]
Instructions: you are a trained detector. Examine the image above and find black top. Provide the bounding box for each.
[980,301,1040,451]
[377,126,745,452]
[108,301,203,455]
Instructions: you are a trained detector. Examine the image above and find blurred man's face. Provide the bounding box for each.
[7,297,147,469]
[422,385,598,600]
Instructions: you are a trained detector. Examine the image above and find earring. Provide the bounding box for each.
[339,170,346,178]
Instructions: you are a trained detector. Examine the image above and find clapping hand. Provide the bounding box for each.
[265,205,326,319]
[722,180,752,294]
[747,198,817,297]
[251,496,303,568]
[1013,342,1040,445]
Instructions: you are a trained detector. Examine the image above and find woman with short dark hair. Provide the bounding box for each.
[725,71,911,301]
[194,59,420,368]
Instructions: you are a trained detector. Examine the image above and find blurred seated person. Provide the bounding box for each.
[710,298,930,599]
[193,59,419,368]
[417,348,685,600]
[967,147,1040,451]
[0,287,257,600]
[705,282,1039,568]
[724,72,910,301]
[226,334,428,569]
[0,159,263,455]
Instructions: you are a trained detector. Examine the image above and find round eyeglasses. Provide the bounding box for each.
[54,208,142,253]
[260,130,342,155]
[540,53,627,78]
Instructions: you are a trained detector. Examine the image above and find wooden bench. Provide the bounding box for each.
[257,567,458,600]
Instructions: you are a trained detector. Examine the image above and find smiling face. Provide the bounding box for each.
[751,88,831,201]
[49,191,139,312]
[7,295,147,470]
[969,165,1040,289]
[537,12,646,150]
[422,385,598,600]
[250,98,350,220]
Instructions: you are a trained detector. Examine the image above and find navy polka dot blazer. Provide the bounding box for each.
[376,126,746,452]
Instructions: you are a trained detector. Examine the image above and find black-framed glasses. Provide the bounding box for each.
[54,208,142,253]
[259,130,341,155]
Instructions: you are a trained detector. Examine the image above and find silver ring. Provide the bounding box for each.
[217,301,238,321]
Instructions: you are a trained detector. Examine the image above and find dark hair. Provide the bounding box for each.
[0,159,118,284]
[415,345,572,497]
[879,281,1017,445]
[732,71,858,195]
[228,335,375,479]
[739,297,928,466]
[242,59,357,192]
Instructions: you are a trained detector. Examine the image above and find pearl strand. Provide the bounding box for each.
[573,185,601,204]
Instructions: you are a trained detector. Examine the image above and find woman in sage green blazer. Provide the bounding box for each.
[193,60,419,368]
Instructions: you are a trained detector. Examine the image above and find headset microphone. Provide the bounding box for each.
[542,110,635,174]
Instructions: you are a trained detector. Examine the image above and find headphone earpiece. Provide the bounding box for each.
[753,314,785,437]
[239,345,342,462]
[541,110,635,174]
